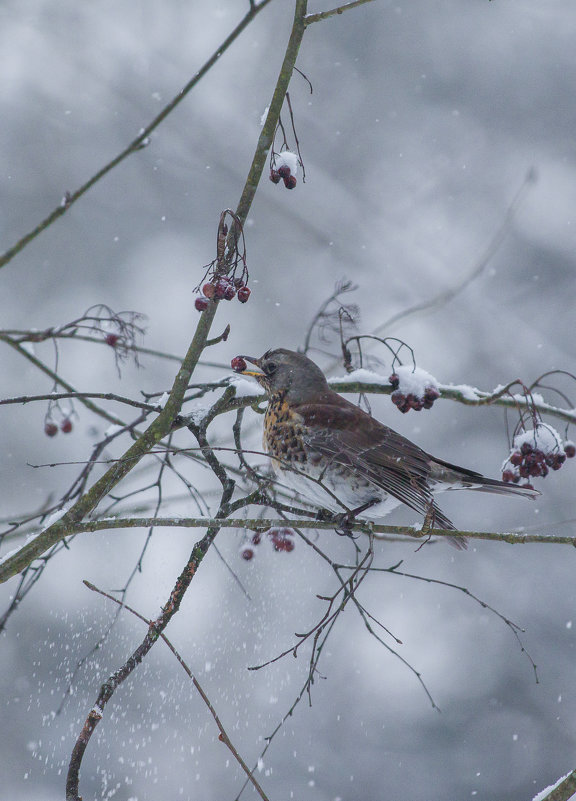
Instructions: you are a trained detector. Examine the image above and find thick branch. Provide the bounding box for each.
[61,516,576,545]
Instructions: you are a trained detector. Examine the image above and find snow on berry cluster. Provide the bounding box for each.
[501,423,574,487]
[389,365,440,413]
[269,151,299,190]
[240,527,296,561]
[195,276,251,312]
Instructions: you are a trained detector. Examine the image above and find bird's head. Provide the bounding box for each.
[236,348,329,402]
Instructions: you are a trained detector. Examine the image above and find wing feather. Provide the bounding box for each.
[294,397,455,528]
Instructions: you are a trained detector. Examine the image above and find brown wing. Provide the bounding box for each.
[294,394,456,529]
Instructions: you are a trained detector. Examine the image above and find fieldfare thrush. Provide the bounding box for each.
[237,348,539,548]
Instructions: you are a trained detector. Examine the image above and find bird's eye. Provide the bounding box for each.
[264,361,278,375]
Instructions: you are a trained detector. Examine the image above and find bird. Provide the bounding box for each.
[236,348,539,548]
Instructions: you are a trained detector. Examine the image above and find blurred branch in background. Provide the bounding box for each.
[0,0,275,272]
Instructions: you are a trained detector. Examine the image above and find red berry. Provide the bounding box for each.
[195,296,209,312]
[202,283,215,298]
[223,284,236,301]
[105,333,119,347]
[269,170,281,184]
[283,175,297,190]
[251,532,262,545]
[520,442,533,455]
[231,356,247,373]
[237,286,251,303]
[44,422,58,438]
[241,547,254,561]
[391,390,405,407]
[564,443,576,458]
[277,165,291,179]
[388,374,399,389]
[268,527,295,552]
[510,451,523,466]
[502,470,515,483]
[521,483,535,490]
[214,279,231,300]
[61,418,73,434]
[424,387,440,402]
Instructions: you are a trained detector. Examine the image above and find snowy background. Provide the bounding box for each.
[1,1,576,799]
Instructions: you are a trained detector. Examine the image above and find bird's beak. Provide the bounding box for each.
[237,355,265,379]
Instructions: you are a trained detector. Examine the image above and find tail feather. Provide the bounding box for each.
[430,457,540,500]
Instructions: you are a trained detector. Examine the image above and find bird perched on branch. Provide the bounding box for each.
[236,348,539,549]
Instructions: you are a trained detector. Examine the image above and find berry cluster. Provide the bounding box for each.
[231,356,247,373]
[240,527,296,561]
[501,424,573,486]
[389,373,440,413]
[269,151,299,190]
[44,417,73,437]
[195,277,251,312]
[269,165,297,189]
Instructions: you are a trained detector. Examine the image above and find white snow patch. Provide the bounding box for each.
[392,365,439,398]
[441,382,483,401]
[184,405,211,426]
[156,392,170,409]
[275,150,299,176]
[41,505,71,531]
[20,341,36,356]
[329,368,389,386]
[514,422,563,455]
[260,106,269,126]
[228,374,262,398]
[532,771,575,801]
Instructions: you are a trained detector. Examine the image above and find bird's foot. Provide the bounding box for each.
[332,498,380,538]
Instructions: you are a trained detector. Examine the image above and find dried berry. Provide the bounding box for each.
[564,442,576,459]
[283,175,297,190]
[388,374,399,389]
[231,356,247,373]
[105,333,119,347]
[44,422,58,438]
[214,278,232,300]
[277,165,291,179]
[61,418,73,434]
[237,286,251,303]
[202,283,215,299]
[269,170,281,184]
[195,296,209,312]
[223,284,236,301]
[424,387,440,403]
